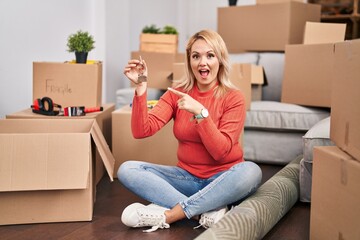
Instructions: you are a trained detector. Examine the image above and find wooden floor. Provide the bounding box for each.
[0,164,310,240]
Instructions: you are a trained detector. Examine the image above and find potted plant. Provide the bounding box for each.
[140,24,178,53]
[161,25,178,35]
[142,24,161,34]
[67,30,95,64]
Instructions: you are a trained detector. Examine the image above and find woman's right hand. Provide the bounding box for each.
[123,58,148,84]
[123,58,148,95]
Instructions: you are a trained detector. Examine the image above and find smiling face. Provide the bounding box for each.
[190,39,220,92]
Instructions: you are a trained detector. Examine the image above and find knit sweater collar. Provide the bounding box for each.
[193,81,219,98]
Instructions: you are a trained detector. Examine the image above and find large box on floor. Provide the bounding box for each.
[131,51,185,90]
[0,119,115,225]
[218,2,321,52]
[112,105,178,178]
[310,146,360,240]
[33,61,102,107]
[330,39,360,160]
[5,103,115,184]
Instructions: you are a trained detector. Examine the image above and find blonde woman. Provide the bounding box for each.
[118,29,262,232]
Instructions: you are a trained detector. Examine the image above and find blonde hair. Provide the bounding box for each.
[176,29,237,97]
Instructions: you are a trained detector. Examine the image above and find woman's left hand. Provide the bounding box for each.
[167,87,204,116]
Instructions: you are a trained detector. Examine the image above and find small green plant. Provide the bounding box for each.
[67,30,95,53]
[161,25,178,35]
[142,24,178,35]
[142,24,161,34]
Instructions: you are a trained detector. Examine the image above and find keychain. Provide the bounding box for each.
[137,56,147,83]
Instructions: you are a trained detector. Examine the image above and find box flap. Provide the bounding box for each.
[250,65,265,85]
[90,121,115,181]
[0,119,91,192]
[303,22,346,45]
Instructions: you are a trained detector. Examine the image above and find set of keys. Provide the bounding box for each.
[137,56,147,83]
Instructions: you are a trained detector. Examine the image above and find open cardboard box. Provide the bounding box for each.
[0,119,115,225]
[5,103,115,184]
[230,63,266,110]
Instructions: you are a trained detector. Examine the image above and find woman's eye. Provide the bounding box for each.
[192,54,199,60]
[207,54,215,59]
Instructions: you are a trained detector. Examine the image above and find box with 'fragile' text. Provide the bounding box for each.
[33,61,102,108]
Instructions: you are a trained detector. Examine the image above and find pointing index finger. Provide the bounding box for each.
[167,87,186,97]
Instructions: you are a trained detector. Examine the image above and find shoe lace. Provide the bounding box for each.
[194,215,214,229]
[137,212,170,233]
[193,206,231,230]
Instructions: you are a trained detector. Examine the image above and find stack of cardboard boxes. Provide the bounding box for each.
[310,39,360,240]
[219,1,360,238]
[281,22,346,107]
[218,1,322,109]
[0,61,115,225]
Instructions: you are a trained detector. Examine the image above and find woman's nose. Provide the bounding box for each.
[199,56,207,66]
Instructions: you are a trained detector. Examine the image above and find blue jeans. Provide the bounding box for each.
[118,161,262,219]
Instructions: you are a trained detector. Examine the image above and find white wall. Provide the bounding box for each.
[0,0,96,118]
[0,0,240,118]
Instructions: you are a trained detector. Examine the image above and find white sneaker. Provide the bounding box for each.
[196,206,228,229]
[121,202,170,232]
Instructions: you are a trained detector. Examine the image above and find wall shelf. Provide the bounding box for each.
[309,0,360,39]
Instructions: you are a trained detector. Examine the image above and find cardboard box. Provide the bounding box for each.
[131,51,185,90]
[172,62,186,81]
[140,33,178,54]
[5,103,115,184]
[310,146,360,240]
[230,63,265,110]
[303,22,346,44]
[171,62,186,88]
[281,21,346,107]
[33,61,102,108]
[218,2,321,52]
[0,119,115,225]
[112,105,178,178]
[330,39,360,160]
[281,43,334,107]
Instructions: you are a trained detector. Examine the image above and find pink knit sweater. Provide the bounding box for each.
[131,85,246,179]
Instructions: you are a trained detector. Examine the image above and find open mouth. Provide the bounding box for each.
[199,69,209,77]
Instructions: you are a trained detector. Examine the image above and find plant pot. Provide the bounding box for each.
[75,52,88,64]
[229,0,237,6]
